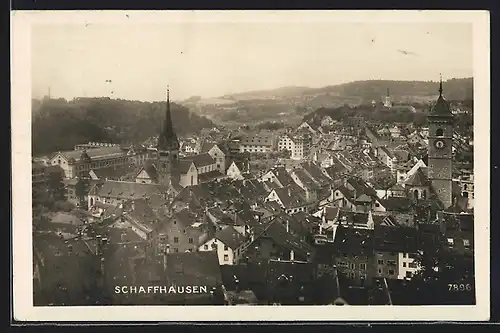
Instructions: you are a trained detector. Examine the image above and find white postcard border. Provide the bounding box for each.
[11,10,491,322]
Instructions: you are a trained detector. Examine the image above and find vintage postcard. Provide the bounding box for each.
[12,10,490,321]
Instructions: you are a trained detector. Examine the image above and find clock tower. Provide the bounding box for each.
[427,78,454,209]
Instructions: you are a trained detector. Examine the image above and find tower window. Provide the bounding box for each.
[436,128,444,137]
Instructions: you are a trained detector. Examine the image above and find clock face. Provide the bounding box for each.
[435,140,445,149]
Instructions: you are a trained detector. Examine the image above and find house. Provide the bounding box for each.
[160,251,226,304]
[373,225,420,280]
[265,259,316,304]
[335,210,375,230]
[289,168,321,203]
[198,226,249,265]
[380,196,415,227]
[265,185,309,215]
[226,161,246,181]
[332,226,375,286]
[238,133,275,153]
[389,125,401,138]
[49,146,133,179]
[376,146,396,170]
[87,180,168,210]
[260,166,295,188]
[205,143,229,174]
[440,212,474,257]
[295,121,319,136]
[277,133,313,160]
[156,208,205,254]
[244,219,314,263]
[135,161,159,184]
[321,115,335,127]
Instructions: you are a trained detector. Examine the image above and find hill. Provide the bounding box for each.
[185,78,473,126]
[32,97,214,156]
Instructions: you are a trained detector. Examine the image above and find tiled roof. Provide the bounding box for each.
[272,167,295,187]
[333,226,374,256]
[92,164,137,181]
[256,220,314,258]
[56,146,126,163]
[293,168,320,190]
[405,168,429,186]
[198,170,225,183]
[215,226,248,250]
[301,161,331,186]
[165,251,222,287]
[374,225,418,253]
[136,161,158,182]
[382,196,413,212]
[97,180,166,200]
[273,186,307,209]
[182,153,215,168]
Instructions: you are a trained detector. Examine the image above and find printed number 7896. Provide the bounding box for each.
[448,283,472,291]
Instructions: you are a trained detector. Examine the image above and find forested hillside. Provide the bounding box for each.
[32,97,214,156]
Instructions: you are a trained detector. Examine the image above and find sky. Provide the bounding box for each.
[31,22,473,102]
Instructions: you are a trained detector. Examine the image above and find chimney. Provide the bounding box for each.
[319,223,323,235]
[286,220,290,232]
[163,244,170,271]
[287,187,291,197]
[290,250,295,262]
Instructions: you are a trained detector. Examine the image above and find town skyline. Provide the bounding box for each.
[32,22,473,101]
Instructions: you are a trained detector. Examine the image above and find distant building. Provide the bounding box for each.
[238,133,275,154]
[383,88,392,108]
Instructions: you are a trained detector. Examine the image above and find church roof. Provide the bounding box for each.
[404,168,429,186]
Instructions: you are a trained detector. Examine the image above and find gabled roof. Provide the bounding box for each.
[215,226,248,250]
[165,251,222,287]
[333,226,374,256]
[136,160,158,182]
[272,186,307,209]
[405,168,429,186]
[382,196,413,212]
[256,219,314,258]
[374,225,418,253]
[97,180,166,200]
[271,166,295,187]
[293,168,320,190]
[182,153,215,168]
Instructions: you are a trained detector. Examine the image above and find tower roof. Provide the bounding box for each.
[157,86,180,151]
[429,77,453,118]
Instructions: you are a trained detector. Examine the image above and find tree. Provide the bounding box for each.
[75,177,90,208]
[46,170,66,202]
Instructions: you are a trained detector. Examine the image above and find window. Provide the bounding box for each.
[388,269,395,275]
[463,239,471,247]
[224,254,229,261]
[188,238,194,244]
[403,262,407,267]
[447,238,454,246]
[403,253,407,258]
[173,220,176,225]
[173,248,179,253]
[378,259,384,265]
[224,245,229,251]
[349,273,356,279]
[436,128,444,137]
[378,268,382,274]
[387,260,397,266]
[174,237,179,244]
[359,263,366,270]
[350,263,355,270]
[405,271,413,278]
[204,244,209,250]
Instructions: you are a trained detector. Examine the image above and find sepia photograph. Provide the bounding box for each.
[11,10,490,321]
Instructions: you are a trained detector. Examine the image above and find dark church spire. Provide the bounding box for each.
[439,73,443,96]
[157,85,180,151]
